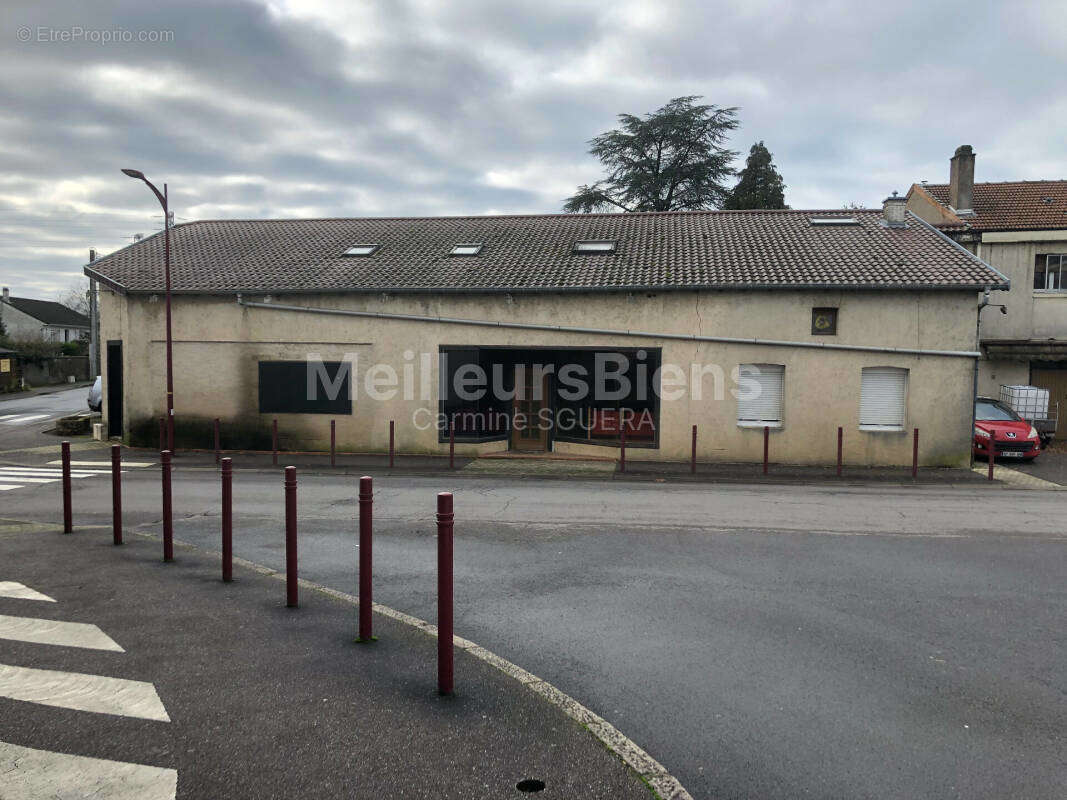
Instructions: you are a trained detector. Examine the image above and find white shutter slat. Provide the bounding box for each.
[738,365,784,423]
[860,368,907,428]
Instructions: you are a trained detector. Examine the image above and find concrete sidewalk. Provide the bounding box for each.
[0,523,659,799]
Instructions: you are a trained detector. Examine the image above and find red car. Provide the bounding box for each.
[974,397,1042,460]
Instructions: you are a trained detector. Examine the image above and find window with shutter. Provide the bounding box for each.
[737,364,785,426]
[859,367,907,430]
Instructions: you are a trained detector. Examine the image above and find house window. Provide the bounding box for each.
[811,307,838,335]
[737,364,785,427]
[860,367,907,431]
[449,243,483,256]
[258,360,352,414]
[1034,254,1066,291]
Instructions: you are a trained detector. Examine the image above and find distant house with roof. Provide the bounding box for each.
[0,287,90,343]
[907,146,1067,416]
[85,196,1006,466]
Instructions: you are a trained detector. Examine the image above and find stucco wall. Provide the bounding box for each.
[98,287,980,466]
[0,302,45,340]
[972,233,1067,342]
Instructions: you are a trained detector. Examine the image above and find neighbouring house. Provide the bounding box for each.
[0,288,90,343]
[908,146,1067,422]
[85,197,1006,467]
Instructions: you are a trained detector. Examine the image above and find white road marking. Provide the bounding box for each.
[0,467,110,475]
[0,485,18,491]
[0,414,50,425]
[0,582,55,602]
[49,460,155,468]
[0,614,124,652]
[0,414,20,420]
[0,663,170,721]
[0,740,177,800]
[0,477,57,484]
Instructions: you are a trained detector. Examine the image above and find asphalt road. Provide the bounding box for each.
[0,383,92,452]
[5,467,1066,799]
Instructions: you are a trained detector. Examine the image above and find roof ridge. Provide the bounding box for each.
[921,179,1067,188]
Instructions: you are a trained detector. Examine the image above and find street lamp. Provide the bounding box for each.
[122,168,174,452]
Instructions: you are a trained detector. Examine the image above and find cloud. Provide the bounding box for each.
[0,0,1063,296]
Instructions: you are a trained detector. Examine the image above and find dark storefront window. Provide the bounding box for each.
[438,347,660,447]
[259,360,352,414]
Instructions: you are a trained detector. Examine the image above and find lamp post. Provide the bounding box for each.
[121,168,174,452]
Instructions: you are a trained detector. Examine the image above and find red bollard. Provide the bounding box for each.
[111,444,123,545]
[389,420,395,469]
[221,457,232,582]
[691,424,697,474]
[272,418,279,467]
[912,427,919,479]
[449,417,455,470]
[284,466,298,607]
[214,418,221,465]
[61,440,72,533]
[987,436,995,481]
[161,449,173,562]
[836,427,843,478]
[158,417,165,453]
[437,492,454,696]
[358,476,373,641]
[619,421,626,473]
[330,419,336,468]
[763,426,769,475]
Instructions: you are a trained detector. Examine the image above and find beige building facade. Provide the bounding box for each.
[88,204,1007,467]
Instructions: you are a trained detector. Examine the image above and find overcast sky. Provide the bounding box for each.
[1,0,1064,299]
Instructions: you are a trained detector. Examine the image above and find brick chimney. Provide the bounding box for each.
[949,144,975,213]
[882,191,907,227]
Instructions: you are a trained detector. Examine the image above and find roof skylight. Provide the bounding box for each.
[573,240,617,253]
[449,243,483,256]
[342,244,380,256]
[809,218,860,226]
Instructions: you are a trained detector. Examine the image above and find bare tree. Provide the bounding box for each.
[56,281,90,316]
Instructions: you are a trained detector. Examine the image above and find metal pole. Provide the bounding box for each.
[159,416,165,453]
[272,418,278,466]
[358,476,373,642]
[449,416,455,470]
[61,440,72,533]
[161,449,173,562]
[912,428,919,479]
[214,418,220,465]
[163,184,174,454]
[389,420,395,468]
[763,426,769,475]
[437,491,454,696]
[619,420,626,473]
[691,424,697,474]
[836,427,843,478]
[111,444,122,545]
[285,466,298,607]
[330,419,336,468]
[221,458,232,582]
[987,436,995,481]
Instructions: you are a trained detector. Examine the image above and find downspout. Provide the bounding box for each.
[235,296,983,359]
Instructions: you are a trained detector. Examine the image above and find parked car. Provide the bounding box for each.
[87,375,102,412]
[974,397,1041,460]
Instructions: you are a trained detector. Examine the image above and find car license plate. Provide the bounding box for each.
[1001,451,1024,458]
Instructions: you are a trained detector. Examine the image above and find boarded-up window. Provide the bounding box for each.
[737,364,785,425]
[860,367,907,430]
[258,360,351,414]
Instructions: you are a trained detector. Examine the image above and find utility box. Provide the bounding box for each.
[999,385,1049,420]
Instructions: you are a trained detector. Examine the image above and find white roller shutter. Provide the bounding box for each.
[860,367,908,429]
[737,364,785,424]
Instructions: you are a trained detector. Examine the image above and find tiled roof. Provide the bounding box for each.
[85,209,1007,294]
[917,180,1067,232]
[2,297,89,327]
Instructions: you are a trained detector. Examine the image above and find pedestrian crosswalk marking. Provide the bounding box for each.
[0,582,56,602]
[0,485,17,491]
[0,414,50,425]
[0,663,171,722]
[48,460,156,468]
[0,465,121,494]
[0,614,125,652]
[1,467,111,475]
[0,740,178,800]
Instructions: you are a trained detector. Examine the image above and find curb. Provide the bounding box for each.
[134,528,694,800]
[971,465,1065,490]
